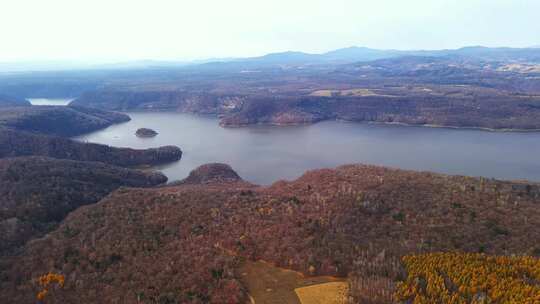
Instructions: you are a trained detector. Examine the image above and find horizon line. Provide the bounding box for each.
[1,44,539,65]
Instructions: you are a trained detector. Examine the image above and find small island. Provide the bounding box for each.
[135,128,158,138]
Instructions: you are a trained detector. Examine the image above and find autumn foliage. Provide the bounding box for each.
[395,253,540,303]
[1,164,540,303]
[36,272,65,302]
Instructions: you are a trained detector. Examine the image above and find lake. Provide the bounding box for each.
[72,112,540,185]
[28,98,72,106]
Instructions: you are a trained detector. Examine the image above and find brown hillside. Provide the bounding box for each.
[0,156,167,255]
[0,128,182,167]
[1,164,540,303]
[0,105,129,137]
[175,163,245,185]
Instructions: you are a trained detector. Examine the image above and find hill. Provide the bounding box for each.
[0,105,130,137]
[0,156,167,254]
[70,53,540,131]
[0,104,182,166]
[2,164,539,303]
[218,46,540,66]
[219,86,540,130]
[174,163,245,185]
[0,128,182,167]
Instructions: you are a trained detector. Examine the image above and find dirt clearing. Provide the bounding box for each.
[237,260,346,304]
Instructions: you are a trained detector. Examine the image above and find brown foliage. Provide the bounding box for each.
[1,164,540,303]
[0,128,182,167]
[0,105,129,137]
[0,156,167,254]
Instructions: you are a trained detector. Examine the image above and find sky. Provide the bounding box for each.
[0,0,538,62]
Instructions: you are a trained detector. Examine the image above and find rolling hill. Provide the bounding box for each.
[2,163,539,303]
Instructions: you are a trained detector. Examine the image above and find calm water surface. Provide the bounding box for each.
[74,112,540,185]
[28,98,72,106]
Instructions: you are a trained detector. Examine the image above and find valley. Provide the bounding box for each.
[2,46,540,303]
[3,0,540,300]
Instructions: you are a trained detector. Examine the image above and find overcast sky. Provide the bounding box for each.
[0,0,538,62]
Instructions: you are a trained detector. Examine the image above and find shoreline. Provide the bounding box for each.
[219,116,540,133]
[69,107,540,133]
[363,120,540,133]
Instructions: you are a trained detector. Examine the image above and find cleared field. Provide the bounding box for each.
[310,88,379,97]
[294,282,348,304]
[497,63,540,73]
[237,261,346,304]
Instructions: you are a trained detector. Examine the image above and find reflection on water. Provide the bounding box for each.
[74,112,540,185]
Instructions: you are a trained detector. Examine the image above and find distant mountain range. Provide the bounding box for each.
[1,46,540,73]
[237,46,540,66]
[182,46,540,72]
